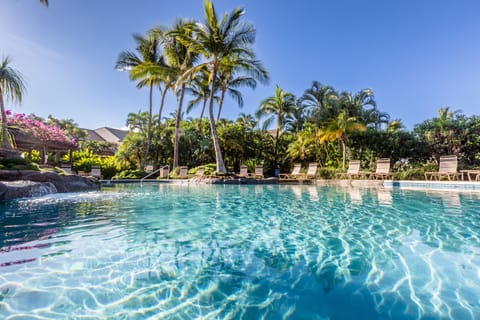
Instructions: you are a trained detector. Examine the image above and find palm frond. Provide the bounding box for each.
[0,56,27,104]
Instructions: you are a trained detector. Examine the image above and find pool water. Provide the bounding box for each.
[0,184,479,319]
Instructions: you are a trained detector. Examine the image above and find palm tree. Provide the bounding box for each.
[362,107,390,130]
[285,104,307,133]
[236,113,257,130]
[185,68,213,122]
[116,29,165,168]
[387,119,404,133]
[317,111,366,170]
[338,89,376,119]
[256,85,296,167]
[149,27,177,125]
[216,53,269,121]
[301,81,337,124]
[0,56,27,150]
[163,19,199,169]
[180,0,262,173]
[256,85,296,137]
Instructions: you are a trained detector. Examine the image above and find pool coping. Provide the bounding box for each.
[383,180,480,192]
[100,178,480,192]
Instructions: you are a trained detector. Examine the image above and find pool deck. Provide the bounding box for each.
[100,178,480,192]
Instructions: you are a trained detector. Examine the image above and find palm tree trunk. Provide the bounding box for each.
[208,63,227,173]
[274,127,280,167]
[0,89,11,149]
[158,86,168,124]
[341,140,346,170]
[199,98,208,135]
[142,83,153,169]
[216,88,226,122]
[173,82,186,168]
[199,99,207,120]
[274,108,283,167]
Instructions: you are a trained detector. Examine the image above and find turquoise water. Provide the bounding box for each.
[0,184,479,319]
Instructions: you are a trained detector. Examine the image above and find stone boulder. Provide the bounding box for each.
[0,170,100,201]
[0,181,57,201]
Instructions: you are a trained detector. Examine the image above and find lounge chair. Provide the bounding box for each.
[159,165,169,179]
[299,162,318,180]
[91,166,102,179]
[424,155,462,181]
[237,165,249,178]
[253,165,264,179]
[173,166,188,179]
[336,160,363,179]
[196,166,205,178]
[279,163,302,179]
[368,158,393,180]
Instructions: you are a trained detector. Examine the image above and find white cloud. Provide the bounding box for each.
[0,31,64,61]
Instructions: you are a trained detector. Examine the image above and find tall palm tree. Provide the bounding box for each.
[0,56,27,150]
[338,89,376,119]
[216,53,269,121]
[149,27,177,125]
[163,19,199,169]
[116,29,165,168]
[236,113,257,130]
[318,111,366,170]
[256,85,296,137]
[256,85,296,167]
[285,104,307,133]
[301,81,337,124]
[185,68,213,122]
[179,0,261,173]
[362,107,390,130]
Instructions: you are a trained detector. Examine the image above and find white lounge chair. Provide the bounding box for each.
[336,160,364,179]
[425,155,462,181]
[279,163,302,179]
[368,158,393,180]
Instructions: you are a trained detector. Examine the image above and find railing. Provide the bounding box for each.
[140,168,161,182]
[140,165,169,184]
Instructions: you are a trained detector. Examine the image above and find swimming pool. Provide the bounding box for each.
[0,184,479,319]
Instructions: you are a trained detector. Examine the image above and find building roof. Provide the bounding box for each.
[85,127,129,145]
[86,129,104,142]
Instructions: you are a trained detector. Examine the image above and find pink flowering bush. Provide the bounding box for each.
[6,111,77,148]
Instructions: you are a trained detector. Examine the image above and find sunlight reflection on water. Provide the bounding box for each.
[0,184,479,319]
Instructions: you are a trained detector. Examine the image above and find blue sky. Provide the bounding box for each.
[1,0,479,130]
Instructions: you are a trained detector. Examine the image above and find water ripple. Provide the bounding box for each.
[0,185,480,318]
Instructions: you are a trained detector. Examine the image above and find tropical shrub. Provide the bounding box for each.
[393,161,437,180]
[188,164,216,175]
[21,150,42,163]
[0,157,39,171]
[98,156,118,179]
[67,149,100,173]
[113,170,146,179]
[317,167,338,179]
